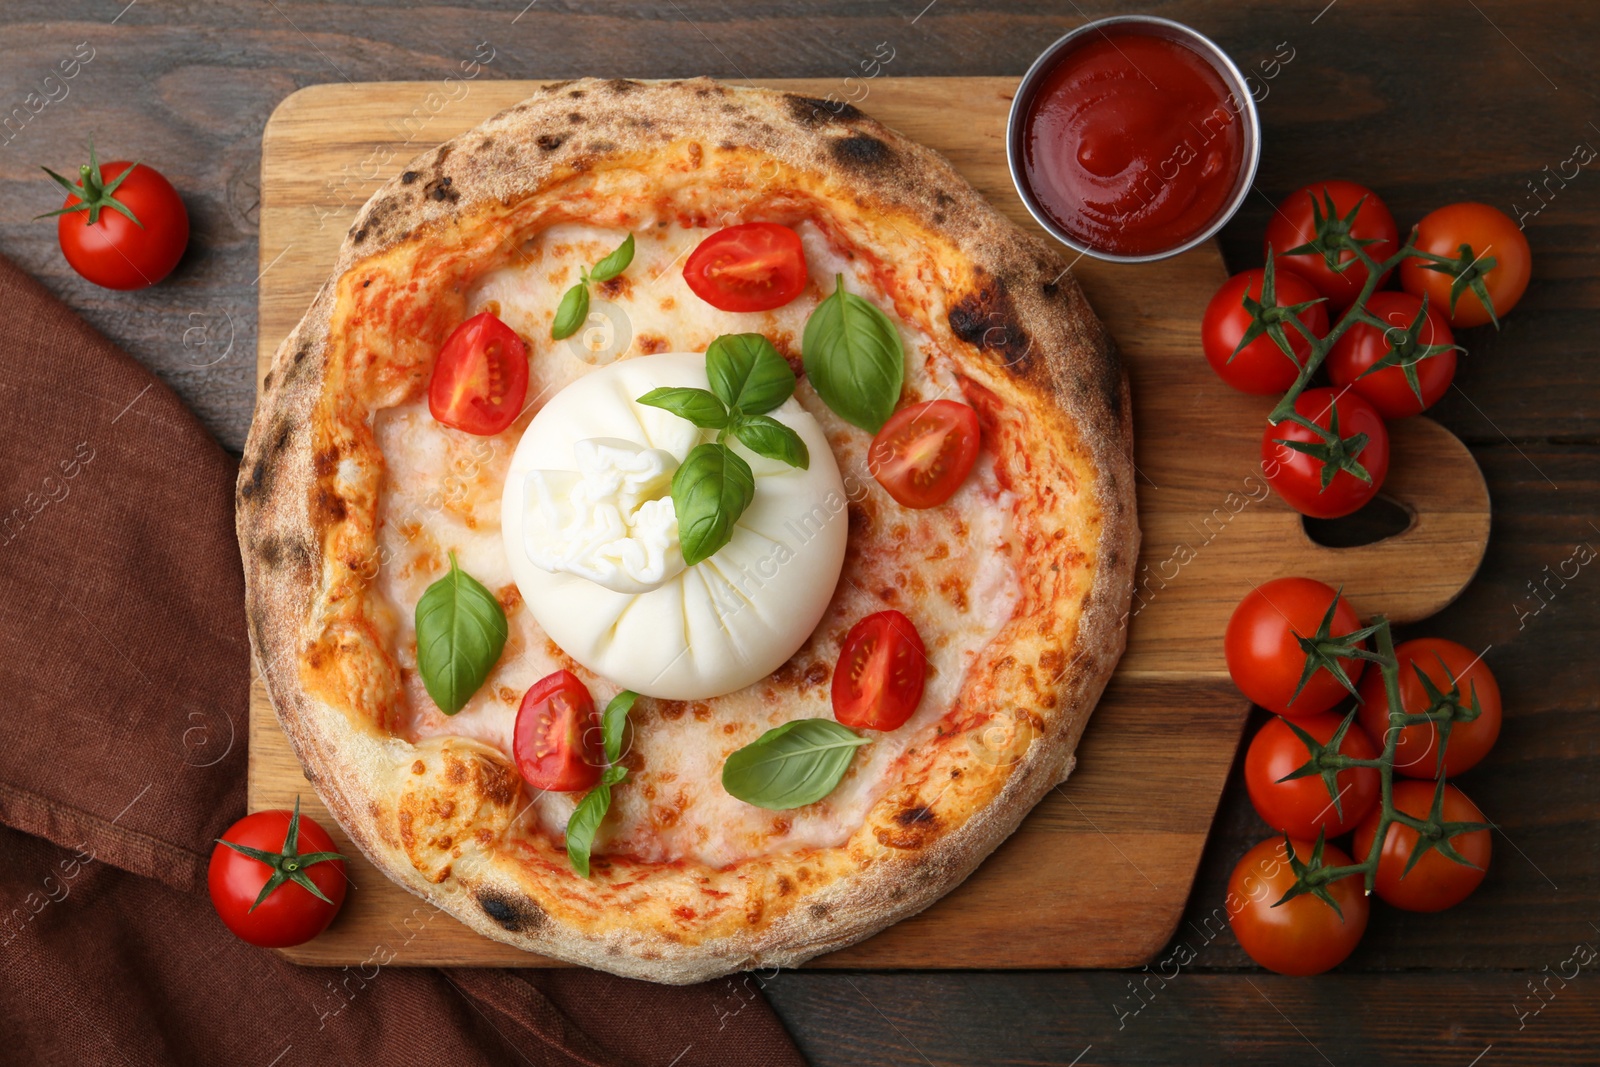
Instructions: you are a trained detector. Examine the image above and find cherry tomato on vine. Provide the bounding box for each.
[1326,291,1457,419]
[1245,712,1380,840]
[514,670,603,792]
[1352,779,1491,912]
[1264,180,1399,310]
[1262,386,1391,519]
[1227,836,1369,976]
[428,312,530,436]
[1355,637,1502,778]
[1225,577,1368,718]
[867,400,982,508]
[1400,203,1531,329]
[41,141,189,290]
[209,801,347,948]
[683,222,809,312]
[833,610,927,731]
[1201,267,1329,395]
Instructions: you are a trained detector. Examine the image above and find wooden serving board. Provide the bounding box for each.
[250,78,1490,969]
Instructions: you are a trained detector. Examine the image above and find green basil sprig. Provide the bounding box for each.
[801,274,904,432]
[722,718,869,810]
[414,551,508,715]
[566,689,638,877]
[637,333,809,566]
[552,234,635,340]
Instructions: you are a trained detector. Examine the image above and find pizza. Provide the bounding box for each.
[238,77,1138,984]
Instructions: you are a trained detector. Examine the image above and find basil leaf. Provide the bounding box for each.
[637,387,729,429]
[551,281,590,340]
[706,333,796,415]
[722,719,869,810]
[730,414,809,470]
[589,234,635,283]
[600,690,637,765]
[801,275,904,432]
[565,778,612,879]
[672,442,755,567]
[414,551,507,715]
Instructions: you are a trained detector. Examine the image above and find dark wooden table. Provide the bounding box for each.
[3,2,1595,1063]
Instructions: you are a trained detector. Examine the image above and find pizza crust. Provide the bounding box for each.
[238,77,1138,983]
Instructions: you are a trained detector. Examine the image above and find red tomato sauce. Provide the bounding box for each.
[1020,29,1245,256]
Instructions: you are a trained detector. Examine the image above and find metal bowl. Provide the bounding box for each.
[1005,15,1261,264]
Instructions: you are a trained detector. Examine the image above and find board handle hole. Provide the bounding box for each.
[1302,495,1414,548]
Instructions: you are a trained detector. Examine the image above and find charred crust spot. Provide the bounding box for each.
[948,278,1034,372]
[313,447,339,477]
[476,890,546,933]
[896,805,936,827]
[536,133,565,151]
[586,139,617,153]
[636,333,668,355]
[261,371,273,390]
[808,903,831,920]
[245,459,267,499]
[607,78,642,94]
[294,344,311,367]
[400,170,419,184]
[271,421,292,456]
[352,228,368,244]
[412,760,426,774]
[568,111,584,123]
[568,89,586,99]
[934,190,955,207]
[478,138,493,150]
[831,134,891,171]
[424,175,458,203]
[775,876,794,896]
[786,95,863,125]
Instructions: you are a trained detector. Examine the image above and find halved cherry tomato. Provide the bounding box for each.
[1224,577,1367,718]
[1201,267,1329,395]
[683,222,808,312]
[428,312,529,435]
[1400,202,1531,328]
[514,670,602,792]
[867,400,982,508]
[1264,180,1399,310]
[1227,836,1368,976]
[1326,291,1457,419]
[833,610,926,731]
[1355,637,1501,778]
[1245,712,1380,840]
[1352,779,1491,912]
[1262,387,1390,519]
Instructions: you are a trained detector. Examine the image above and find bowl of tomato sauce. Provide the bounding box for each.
[1007,16,1260,262]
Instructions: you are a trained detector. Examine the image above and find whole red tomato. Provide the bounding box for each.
[1245,712,1380,840]
[1201,267,1329,395]
[1262,387,1391,518]
[1356,637,1502,778]
[209,801,347,948]
[1400,202,1531,329]
[1352,780,1491,912]
[1326,291,1457,419]
[1264,180,1399,310]
[1227,836,1369,976]
[1224,577,1368,718]
[43,141,188,290]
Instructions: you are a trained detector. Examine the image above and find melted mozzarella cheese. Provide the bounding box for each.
[371,220,1022,869]
[502,352,848,700]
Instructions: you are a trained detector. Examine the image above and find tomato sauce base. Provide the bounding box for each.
[1020,29,1245,256]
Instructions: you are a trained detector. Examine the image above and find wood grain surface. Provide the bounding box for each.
[1,2,1595,1064]
[248,78,1489,970]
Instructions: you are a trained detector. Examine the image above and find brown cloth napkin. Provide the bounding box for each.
[0,252,807,1067]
